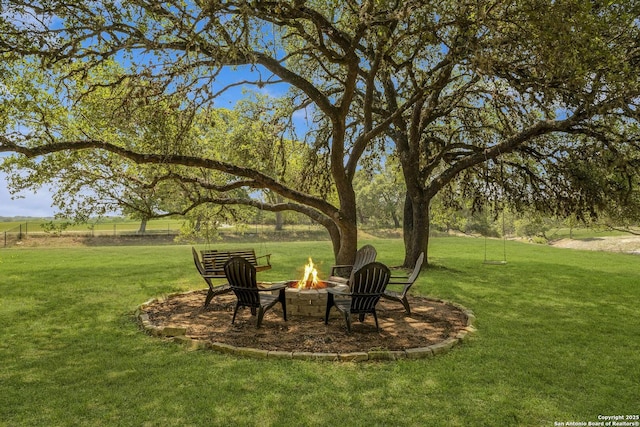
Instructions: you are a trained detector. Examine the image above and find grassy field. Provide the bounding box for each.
[0,218,327,233]
[1,219,331,245]
[1,237,638,426]
[0,218,181,234]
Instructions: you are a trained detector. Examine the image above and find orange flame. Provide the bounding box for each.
[295,258,325,289]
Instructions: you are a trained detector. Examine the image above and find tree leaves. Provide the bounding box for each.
[1,1,639,263]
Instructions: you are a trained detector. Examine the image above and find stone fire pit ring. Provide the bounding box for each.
[282,280,348,319]
[137,289,477,362]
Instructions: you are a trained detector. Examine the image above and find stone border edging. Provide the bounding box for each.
[136,291,476,362]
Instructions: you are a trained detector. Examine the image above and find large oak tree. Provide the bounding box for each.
[1,1,639,266]
[374,1,640,265]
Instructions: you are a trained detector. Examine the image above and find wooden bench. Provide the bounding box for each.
[200,248,272,278]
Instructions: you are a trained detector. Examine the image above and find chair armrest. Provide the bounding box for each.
[330,264,353,278]
[387,279,410,285]
[327,287,350,297]
[258,282,287,291]
[256,253,271,264]
[202,273,226,279]
[386,280,414,295]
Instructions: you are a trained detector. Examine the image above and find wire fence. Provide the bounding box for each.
[2,222,183,247]
[2,221,330,248]
[2,223,27,248]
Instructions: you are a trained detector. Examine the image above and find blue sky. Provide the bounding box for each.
[0,9,315,218]
[0,169,55,217]
[0,64,303,218]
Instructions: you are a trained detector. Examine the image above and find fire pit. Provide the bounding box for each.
[283,258,347,318]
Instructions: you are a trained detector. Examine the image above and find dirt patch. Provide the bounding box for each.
[142,290,470,354]
[11,234,179,247]
[549,236,640,254]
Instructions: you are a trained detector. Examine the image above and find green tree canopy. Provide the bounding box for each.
[1,1,639,265]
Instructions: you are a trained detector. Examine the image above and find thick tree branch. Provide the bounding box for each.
[0,136,339,220]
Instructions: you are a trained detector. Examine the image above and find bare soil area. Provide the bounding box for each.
[142,290,469,353]
[549,235,640,254]
[11,234,179,247]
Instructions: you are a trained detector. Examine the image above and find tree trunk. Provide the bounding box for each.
[328,180,359,265]
[274,211,284,231]
[357,209,366,225]
[402,193,430,268]
[318,214,357,266]
[335,219,358,265]
[391,211,400,229]
[273,194,284,231]
[138,218,148,234]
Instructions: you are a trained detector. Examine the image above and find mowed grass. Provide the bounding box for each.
[0,238,638,426]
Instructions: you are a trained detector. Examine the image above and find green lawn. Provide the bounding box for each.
[1,238,638,426]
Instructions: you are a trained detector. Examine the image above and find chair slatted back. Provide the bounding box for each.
[352,245,377,272]
[224,257,260,308]
[350,262,390,314]
[192,247,207,276]
[407,252,425,284]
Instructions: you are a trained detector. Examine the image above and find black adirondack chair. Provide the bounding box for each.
[327,244,378,286]
[192,247,231,308]
[223,256,287,328]
[382,252,425,315]
[324,261,391,332]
